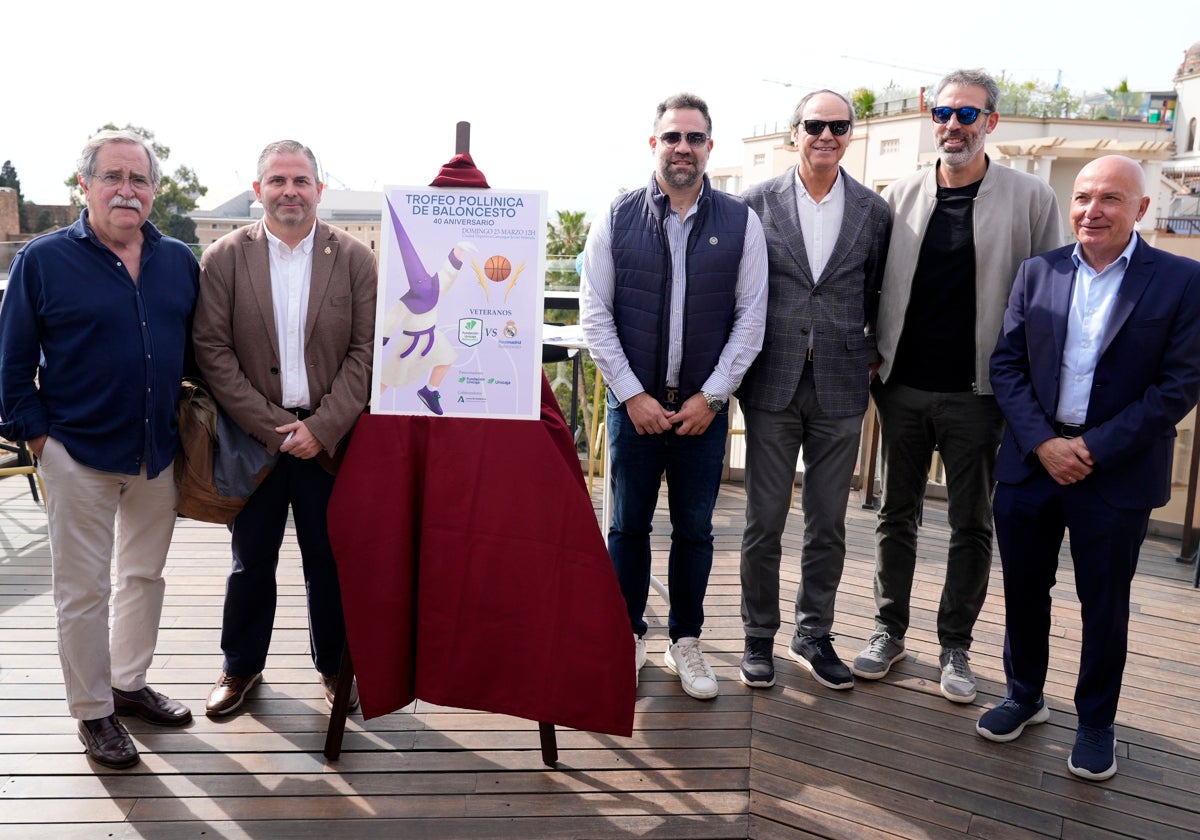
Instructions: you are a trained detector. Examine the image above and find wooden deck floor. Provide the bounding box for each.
[1,469,1198,839]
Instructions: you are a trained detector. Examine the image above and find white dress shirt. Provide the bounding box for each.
[263,220,317,410]
[793,166,845,282]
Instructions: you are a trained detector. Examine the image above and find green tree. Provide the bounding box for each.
[850,87,876,121]
[1105,78,1141,121]
[545,209,589,289]
[64,124,207,242]
[0,159,29,233]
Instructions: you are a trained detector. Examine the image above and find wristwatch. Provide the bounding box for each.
[702,392,726,412]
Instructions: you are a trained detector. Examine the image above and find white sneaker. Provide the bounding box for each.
[664,637,718,700]
[634,634,646,686]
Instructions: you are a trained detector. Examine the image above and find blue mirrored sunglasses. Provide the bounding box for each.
[930,106,992,125]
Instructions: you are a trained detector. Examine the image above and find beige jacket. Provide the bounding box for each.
[876,159,1063,395]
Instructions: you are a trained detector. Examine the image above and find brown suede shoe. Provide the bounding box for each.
[320,672,359,712]
[205,672,262,718]
[113,686,193,726]
[78,714,139,769]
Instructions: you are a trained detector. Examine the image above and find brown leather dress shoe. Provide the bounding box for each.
[113,686,193,726]
[205,671,262,718]
[320,672,359,712]
[78,714,139,768]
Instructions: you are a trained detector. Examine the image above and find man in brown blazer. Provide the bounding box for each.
[193,140,377,717]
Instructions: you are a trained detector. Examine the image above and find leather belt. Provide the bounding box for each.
[1055,422,1086,439]
[285,407,312,421]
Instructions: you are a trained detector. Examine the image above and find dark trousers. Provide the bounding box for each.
[220,453,346,678]
[993,472,1148,728]
[872,381,1005,648]
[741,366,863,638]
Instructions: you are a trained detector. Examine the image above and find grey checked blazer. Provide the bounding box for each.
[736,167,891,418]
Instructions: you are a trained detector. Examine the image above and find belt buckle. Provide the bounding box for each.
[806,346,814,363]
[1059,423,1083,439]
[663,387,679,406]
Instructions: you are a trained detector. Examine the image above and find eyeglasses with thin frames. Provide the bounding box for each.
[930,106,992,125]
[93,173,154,191]
[798,120,851,137]
[657,131,708,147]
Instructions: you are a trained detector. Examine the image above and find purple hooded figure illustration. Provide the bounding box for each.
[380,197,475,415]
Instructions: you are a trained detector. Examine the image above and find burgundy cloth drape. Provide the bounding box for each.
[327,375,634,737]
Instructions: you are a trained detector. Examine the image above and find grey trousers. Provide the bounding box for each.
[740,368,864,639]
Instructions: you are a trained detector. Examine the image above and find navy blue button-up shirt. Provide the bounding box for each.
[0,210,198,478]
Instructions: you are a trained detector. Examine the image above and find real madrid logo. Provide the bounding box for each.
[709,236,719,245]
[503,321,518,338]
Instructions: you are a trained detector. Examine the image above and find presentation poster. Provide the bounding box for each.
[371,186,547,419]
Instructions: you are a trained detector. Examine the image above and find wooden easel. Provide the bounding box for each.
[323,122,560,765]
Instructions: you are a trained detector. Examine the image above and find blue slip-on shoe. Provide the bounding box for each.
[976,696,1050,742]
[1068,724,1117,781]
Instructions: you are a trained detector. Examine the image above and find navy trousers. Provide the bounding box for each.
[220,453,347,678]
[993,471,1149,728]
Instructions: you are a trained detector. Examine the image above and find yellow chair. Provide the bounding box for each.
[0,439,46,506]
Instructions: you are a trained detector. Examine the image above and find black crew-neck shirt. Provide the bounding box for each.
[891,176,983,392]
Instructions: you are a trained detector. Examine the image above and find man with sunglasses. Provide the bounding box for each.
[0,130,198,768]
[736,90,891,690]
[581,93,768,700]
[856,69,1063,704]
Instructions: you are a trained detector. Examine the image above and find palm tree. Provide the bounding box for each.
[850,88,876,121]
[546,210,590,289]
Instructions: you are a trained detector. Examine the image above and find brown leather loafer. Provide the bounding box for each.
[78,714,139,768]
[113,686,193,727]
[320,672,359,712]
[205,671,262,718]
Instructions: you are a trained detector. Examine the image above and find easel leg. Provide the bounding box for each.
[323,640,355,760]
[539,721,558,767]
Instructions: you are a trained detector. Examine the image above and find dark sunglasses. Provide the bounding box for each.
[798,119,851,137]
[930,106,993,125]
[658,131,709,147]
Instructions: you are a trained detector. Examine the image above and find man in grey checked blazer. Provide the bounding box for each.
[736,90,891,690]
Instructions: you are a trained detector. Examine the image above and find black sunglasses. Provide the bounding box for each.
[930,106,993,125]
[658,131,709,147]
[798,119,851,137]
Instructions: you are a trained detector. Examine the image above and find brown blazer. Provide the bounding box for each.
[194,219,377,473]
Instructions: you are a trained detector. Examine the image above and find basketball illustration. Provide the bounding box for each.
[484,255,511,282]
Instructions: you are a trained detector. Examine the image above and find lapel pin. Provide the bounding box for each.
[324,246,332,255]
[709,236,719,245]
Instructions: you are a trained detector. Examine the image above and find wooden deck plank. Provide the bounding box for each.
[2,471,1199,839]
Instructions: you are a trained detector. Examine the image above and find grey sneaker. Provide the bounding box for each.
[939,647,977,703]
[664,637,719,700]
[851,632,906,679]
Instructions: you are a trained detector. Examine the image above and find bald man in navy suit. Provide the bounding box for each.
[978,155,1200,781]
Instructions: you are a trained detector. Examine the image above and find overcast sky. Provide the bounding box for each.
[4,1,1197,218]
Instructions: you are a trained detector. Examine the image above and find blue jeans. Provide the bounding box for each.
[607,392,728,641]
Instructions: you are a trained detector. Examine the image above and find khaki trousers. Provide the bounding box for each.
[39,437,179,720]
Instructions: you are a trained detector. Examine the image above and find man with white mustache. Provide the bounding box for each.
[0,130,199,768]
[856,69,1063,705]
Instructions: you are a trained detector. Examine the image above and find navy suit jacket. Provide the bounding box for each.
[990,237,1200,509]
